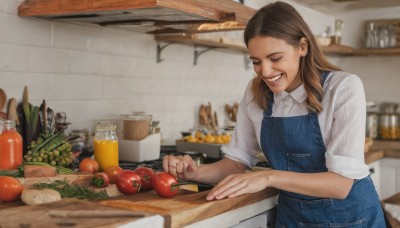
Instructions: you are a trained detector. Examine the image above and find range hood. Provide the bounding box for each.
[18,0,256,34]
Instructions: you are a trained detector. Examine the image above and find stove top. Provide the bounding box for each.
[118,148,270,172]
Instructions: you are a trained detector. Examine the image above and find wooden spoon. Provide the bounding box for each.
[0,88,6,111]
[0,88,7,119]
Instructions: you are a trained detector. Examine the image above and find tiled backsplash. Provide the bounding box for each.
[1,0,399,144]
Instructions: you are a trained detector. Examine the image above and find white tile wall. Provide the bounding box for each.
[0,0,399,145]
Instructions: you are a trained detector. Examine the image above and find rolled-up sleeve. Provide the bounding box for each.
[325,75,370,179]
[222,81,260,168]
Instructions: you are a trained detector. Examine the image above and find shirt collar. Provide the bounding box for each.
[273,84,307,105]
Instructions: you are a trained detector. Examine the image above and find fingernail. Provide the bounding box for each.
[206,195,212,200]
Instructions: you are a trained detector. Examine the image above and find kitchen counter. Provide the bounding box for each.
[0,184,278,228]
[365,140,400,164]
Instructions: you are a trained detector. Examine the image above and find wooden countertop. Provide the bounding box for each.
[365,140,400,164]
[0,183,278,228]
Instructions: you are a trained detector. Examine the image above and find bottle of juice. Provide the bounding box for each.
[94,123,118,171]
[0,119,23,170]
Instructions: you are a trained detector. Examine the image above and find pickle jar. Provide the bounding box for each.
[93,123,119,171]
[0,120,23,170]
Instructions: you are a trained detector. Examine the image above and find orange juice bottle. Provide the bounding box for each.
[94,123,118,171]
[0,120,23,170]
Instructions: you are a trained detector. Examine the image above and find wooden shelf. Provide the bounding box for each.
[155,34,400,58]
[354,48,400,56]
[320,44,354,55]
[321,45,400,56]
[18,0,256,34]
[155,34,247,54]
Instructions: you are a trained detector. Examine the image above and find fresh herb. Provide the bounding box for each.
[32,179,109,200]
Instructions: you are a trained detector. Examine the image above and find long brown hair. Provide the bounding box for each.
[244,1,341,112]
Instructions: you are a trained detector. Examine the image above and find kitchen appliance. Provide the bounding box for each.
[119,145,269,171]
[119,133,161,162]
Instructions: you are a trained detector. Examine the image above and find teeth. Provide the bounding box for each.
[267,74,282,82]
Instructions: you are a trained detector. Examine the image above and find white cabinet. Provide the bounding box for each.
[369,160,381,198]
[379,158,400,200]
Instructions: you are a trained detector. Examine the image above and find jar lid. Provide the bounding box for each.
[122,112,152,121]
[95,123,116,131]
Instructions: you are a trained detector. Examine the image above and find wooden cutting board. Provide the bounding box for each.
[17,173,94,188]
[100,188,278,228]
[0,198,155,228]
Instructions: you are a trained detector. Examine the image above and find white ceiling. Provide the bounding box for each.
[291,0,400,13]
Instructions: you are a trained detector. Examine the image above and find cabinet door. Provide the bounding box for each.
[379,158,400,200]
[369,160,381,198]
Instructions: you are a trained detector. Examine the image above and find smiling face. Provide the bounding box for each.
[248,36,308,93]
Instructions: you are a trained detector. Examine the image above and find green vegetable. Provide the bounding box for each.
[32,180,109,200]
[24,130,74,167]
[0,170,22,177]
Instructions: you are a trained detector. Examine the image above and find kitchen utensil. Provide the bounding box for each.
[7,98,19,125]
[0,88,7,119]
[0,88,6,111]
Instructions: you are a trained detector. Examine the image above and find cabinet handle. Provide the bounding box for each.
[369,168,375,174]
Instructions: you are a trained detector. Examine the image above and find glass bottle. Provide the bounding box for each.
[365,22,378,49]
[0,120,23,170]
[93,123,119,171]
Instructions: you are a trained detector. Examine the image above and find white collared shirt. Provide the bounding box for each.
[222,71,370,179]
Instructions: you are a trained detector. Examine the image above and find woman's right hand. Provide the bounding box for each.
[162,155,198,181]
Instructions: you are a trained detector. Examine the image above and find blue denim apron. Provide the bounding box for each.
[260,72,386,227]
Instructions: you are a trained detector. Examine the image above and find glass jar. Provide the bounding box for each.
[122,112,152,140]
[94,123,118,171]
[366,112,378,139]
[378,113,400,140]
[0,120,23,170]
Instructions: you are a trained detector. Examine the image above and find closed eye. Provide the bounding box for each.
[271,57,282,62]
[252,61,260,65]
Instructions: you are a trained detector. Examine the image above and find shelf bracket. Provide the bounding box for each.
[157,42,175,63]
[193,46,218,66]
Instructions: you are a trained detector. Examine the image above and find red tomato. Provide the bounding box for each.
[134,167,155,191]
[152,172,179,198]
[104,165,123,184]
[92,172,110,188]
[79,158,99,174]
[116,170,142,195]
[0,176,24,202]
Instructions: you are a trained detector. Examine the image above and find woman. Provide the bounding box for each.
[163,2,386,227]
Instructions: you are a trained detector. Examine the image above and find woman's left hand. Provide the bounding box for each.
[206,170,270,200]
